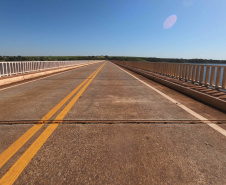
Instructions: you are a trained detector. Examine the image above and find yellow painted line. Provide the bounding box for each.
[0,63,103,169]
[0,63,105,185]
[0,61,101,92]
[56,63,105,120]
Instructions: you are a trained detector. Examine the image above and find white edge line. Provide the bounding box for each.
[115,64,226,137]
[0,62,100,92]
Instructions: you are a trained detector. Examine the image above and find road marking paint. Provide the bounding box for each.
[55,63,105,120]
[0,63,105,185]
[116,64,226,137]
[0,62,100,92]
[0,63,103,169]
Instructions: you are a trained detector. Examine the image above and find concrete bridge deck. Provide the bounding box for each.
[0,61,225,184]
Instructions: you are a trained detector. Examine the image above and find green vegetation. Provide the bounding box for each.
[0,56,105,61]
[106,56,226,64]
[0,55,226,64]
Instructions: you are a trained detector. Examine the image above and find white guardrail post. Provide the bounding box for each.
[117,61,226,91]
[0,60,98,79]
[151,63,225,90]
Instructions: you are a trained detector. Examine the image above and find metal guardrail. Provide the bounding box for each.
[115,61,226,90]
[0,61,95,78]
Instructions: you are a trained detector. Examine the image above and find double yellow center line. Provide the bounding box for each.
[0,62,105,185]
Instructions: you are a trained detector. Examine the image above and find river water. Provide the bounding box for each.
[185,63,226,87]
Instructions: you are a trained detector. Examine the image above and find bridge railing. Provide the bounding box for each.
[0,61,93,78]
[115,61,226,90]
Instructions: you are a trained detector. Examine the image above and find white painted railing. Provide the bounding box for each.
[114,61,226,90]
[0,61,95,78]
[149,63,226,90]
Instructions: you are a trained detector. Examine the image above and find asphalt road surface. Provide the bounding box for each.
[0,61,225,185]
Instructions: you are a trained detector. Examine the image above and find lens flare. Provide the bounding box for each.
[163,15,177,29]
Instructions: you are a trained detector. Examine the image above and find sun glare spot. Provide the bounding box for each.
[163,15,177,29]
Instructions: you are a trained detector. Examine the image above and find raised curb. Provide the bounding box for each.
[0,61,101,87]
[113,62,226,113]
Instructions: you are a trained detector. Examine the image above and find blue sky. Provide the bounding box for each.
[0,0,226,60]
